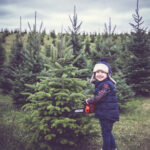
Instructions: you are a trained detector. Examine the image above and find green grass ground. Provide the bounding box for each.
[0,91,26,150]
[0,91,150,150]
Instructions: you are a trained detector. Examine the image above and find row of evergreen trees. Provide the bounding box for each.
[0,2,150,150]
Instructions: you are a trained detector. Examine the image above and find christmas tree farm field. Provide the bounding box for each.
[0,91,150,150]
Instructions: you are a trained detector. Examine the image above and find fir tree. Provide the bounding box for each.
[11,27,45,105]
[45,44,51,57]
[93,35,124,71]
[90,33,96,43]
[114,71,135,112]
[126,0,150,95]
[68,6,87,69]
[0,37,5,73]
[0,34,26,94]
[9,34,25,67]
[45,33,74,64]
[26,31,44,73]
[68,6,82,56]
[84,37,91,55]
[50,30,56,39]
[104,17,116,36]
[0,37,6,89]
[1,34,32,104]
[2,13,45,105]
[23,59,94,150]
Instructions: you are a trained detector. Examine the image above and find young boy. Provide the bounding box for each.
[85,59,119,150]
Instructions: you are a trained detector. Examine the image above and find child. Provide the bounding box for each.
[85,59,119,150]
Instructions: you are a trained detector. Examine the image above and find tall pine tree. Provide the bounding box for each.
[0,34,26,94]
[126,0,150,95]
[0,37,6,89]
[2,13,45,105]
[68,6,87,69]
[0,37,5,73]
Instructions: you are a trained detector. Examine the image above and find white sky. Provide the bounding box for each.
[0,0,150,33]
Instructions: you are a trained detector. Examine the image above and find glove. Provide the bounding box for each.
[84,98,90,105]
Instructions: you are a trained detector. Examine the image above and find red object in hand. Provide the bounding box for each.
[84,104,95,114]
[90,104,95,113]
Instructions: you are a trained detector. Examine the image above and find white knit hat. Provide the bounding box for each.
[90,63,116,84]
[93,64,109,73]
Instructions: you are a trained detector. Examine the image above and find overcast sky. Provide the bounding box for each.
[0,0,150,33]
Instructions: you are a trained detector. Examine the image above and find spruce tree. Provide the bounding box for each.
[45,44,51,57]
[68,6,87,69]
[0,37,6,88]
[26,31,44,73]
[9,34,25,67]
[50,30,56,39]
[2,18,45,105]
[104,17,116,36]
[45,33,74,63]
[84,37,91,56]
[0,37,5,73]
[126,0,150,95]
[1,34,31,104]
[93,35,124,71]
[12,29,44,105]
[0,34,26,94]
[68,6,82,56]
[23,57,94,150]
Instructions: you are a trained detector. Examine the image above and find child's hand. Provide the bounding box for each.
[85,99,89,104]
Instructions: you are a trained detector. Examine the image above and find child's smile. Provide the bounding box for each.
[95,70,108,81]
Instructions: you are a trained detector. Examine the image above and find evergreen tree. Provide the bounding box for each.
[68,6,82,56]
[0,34,26,93]
[1,24,45,105]
[26,31,44,73]
[11,30,44,105]
[104,17,116,36]
[84,37,91,55]
[92,35,125,71]
[90,33,96,43]
[45,44,51,57]
[0,37,6,89]
[0,34,32,103]
[68,6,87,69]
[9,34,25,67]
[114,71,135,111]
[0,37,5,73]
[50,30,56,39]
[126,0,150,95]
[23,57,94,150]
[45,33,74,64]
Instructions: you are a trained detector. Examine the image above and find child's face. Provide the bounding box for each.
[95,70,108,81]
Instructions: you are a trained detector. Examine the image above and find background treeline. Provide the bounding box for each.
[0,3,150,150]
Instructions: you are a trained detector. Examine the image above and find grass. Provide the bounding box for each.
[0,91,27,150]
[0,90,150,150]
